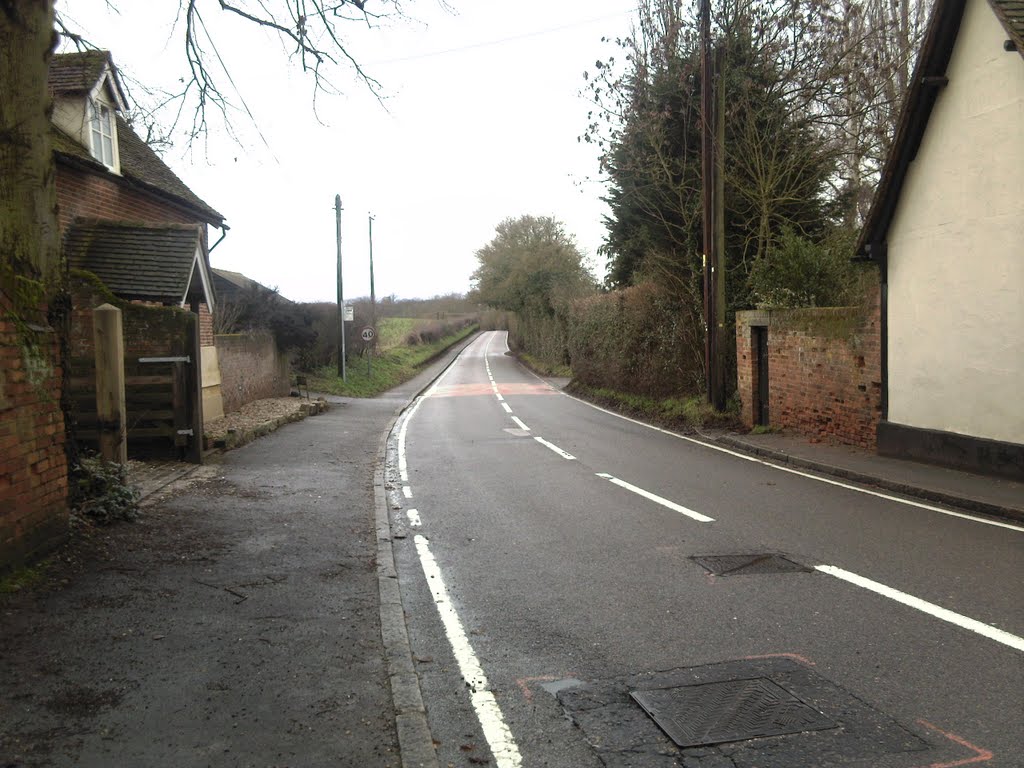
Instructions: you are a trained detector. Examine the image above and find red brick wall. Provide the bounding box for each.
[735,281,882,449]
[0,294,69,572]
[56,163,204,232]
[198,303,214,347]
[215,332,291,414]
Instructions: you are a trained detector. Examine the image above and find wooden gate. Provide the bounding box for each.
[70,308,204,463]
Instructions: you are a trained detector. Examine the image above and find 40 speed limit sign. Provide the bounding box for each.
[360,326,376,342]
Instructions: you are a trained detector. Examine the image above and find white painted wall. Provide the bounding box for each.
[886,0,1024,445]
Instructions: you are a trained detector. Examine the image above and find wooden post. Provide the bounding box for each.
[713,45,728,411]
[93,303,127,464]
[186,311,204,464]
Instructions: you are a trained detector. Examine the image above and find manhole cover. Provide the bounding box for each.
[630,677,836,748]
[691,553,810,576]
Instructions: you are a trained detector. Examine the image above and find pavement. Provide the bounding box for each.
[711,430,1023,523]
[2,337,1017,768]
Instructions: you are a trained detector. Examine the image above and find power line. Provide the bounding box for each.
[369,9,634,66]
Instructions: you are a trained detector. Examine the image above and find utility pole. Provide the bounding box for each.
[713,45,727,411]
[335,194,346,381]
[700,0,715,405]
[368,213,376,378]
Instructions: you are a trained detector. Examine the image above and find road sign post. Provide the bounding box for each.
[361,326,376,378]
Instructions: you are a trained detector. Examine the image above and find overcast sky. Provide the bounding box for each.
[56,1,638,303]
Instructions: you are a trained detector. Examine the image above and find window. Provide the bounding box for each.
[90,100,114,167]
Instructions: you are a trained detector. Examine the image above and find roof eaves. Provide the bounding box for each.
[856,0,968,258]
[987,0,1024,55]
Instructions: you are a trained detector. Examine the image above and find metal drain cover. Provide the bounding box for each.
[691,553,811,576]
[630,677,835,747]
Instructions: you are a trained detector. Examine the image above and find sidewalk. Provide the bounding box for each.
[714,430,1024,522]
[0,336,475,768]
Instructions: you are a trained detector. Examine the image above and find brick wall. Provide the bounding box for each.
[215,332,291,414]
[198,303,214,347]
[735,280,882,449]
[56,162,204,233]
[0,294,69,573]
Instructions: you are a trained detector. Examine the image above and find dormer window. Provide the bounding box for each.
[90,100,115,167]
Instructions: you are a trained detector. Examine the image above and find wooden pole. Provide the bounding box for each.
[713,45,727,410]
[93,304,126,464]
[700,0,715,404]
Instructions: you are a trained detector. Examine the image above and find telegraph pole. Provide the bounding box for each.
[700,0,715,405]
[335,194,346,380]
[713,45,727,411]
[368,213,376,378]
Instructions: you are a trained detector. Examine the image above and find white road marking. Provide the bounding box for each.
[403,486,413,499]
[501,402,513,413]
[596,473,715,522]
[406,509,421,527]
[495,393,505,402]
[816,565,1024,653]
[511,417,530,431]
[414,534,523,767]
[550,389,1023,533]
[534,437,576,460]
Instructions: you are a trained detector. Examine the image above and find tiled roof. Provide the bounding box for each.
[65,221,204,303]
[114,116,224,223]
[989,0,1024,52]
[48,50,110,93]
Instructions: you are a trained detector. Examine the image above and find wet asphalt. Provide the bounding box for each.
[0,345,462,767]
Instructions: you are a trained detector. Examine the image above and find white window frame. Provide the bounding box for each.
[89,99,115,168]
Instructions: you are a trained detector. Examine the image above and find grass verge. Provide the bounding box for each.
[565,381,740,432]
[516,351,572,378]
[308,324,478,397]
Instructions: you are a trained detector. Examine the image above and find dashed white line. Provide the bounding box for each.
[406,509,421,527]
[511,417,530,431]
[403,486,413,499]
[550,387,1023,532]
[501,402,513,413]
[816,565,1024,653]
[596,473,715,522]
[534,436,576,461]
[414,534,522,767]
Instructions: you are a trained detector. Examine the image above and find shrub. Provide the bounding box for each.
[70,456,139,525]
[748,227,860,309]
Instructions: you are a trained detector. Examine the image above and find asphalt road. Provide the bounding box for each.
[387,331,1024,768]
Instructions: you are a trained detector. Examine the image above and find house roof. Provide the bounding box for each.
[48,50,128,109]
[211,268,259,294]
[212,268,291,303]
[49,52,224,226]
[857,0,1022,258]
[990,0,1024,51]
[65,220,207,304]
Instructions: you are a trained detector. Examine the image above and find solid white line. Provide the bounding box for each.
[511,416,530,431]
[534,436,576,460]
[816,565,1024,653]
[501,402,513,414]
[552,392,1023,532]
[596,473,715,522]
[414,535,522,767]
[403,486,413,499]
[406,509,421,527]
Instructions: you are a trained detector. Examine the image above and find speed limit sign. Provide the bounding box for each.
[360,326,376,342]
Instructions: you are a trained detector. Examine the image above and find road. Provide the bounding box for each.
[385,331,1023,768]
